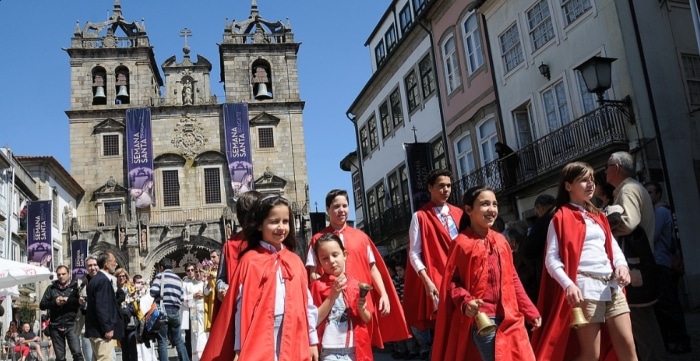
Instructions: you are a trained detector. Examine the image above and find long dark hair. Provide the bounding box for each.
[554,162,600,215]
[459,185,494,231]
[240,195,296,257]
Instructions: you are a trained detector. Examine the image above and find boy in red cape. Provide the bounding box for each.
[212,191,262,320]
[307,189,410,347]
[404,169,463,331]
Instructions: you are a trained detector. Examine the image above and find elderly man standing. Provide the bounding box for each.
[85,251,123,361]
[606,151,665,360]
[40,265,84,361]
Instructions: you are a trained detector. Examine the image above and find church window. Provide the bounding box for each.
[162,170,180,207]
[102,134,120,157]
[115,66,130,105]
[203,167,222,204]
[258,127,275,148]
[92,67,107,105]
[252,59,273,100]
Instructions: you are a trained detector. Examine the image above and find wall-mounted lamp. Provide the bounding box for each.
[538,62,551,81]
[574,56,634,123]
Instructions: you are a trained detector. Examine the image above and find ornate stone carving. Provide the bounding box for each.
[171,113,208,159]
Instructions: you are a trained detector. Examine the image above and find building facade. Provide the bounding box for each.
[65,1,310,276]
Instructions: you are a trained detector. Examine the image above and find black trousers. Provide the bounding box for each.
[653,266,691,348]
[49,326,84,361]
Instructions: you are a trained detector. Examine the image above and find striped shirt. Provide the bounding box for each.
[150,269,185,310]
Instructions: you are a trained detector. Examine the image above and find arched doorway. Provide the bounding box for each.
[142,236,221,280]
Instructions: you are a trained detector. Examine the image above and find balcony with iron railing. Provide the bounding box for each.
[363,200,413,245]
[454,105,631,200]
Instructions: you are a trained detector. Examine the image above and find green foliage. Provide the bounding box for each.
[17,302,36,324]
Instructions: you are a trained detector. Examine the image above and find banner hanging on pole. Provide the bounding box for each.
[71,239,88,281]
[404,142,433,214]
[126,108,155,208]
[223,103,254,199]
[27,200,53,270]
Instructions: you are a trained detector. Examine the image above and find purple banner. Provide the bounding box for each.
[27,200,53,269]
[223,103,254,197]
[71,239,88,281]
[126,108,155,208]
[404,143,433,213]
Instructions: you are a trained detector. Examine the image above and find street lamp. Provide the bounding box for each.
[574,56,634,122]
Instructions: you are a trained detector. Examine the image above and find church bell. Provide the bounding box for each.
[93,86,106,99]
[116,85,130,101]
[254,83,272,100]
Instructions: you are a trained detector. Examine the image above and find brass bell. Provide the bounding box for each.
[570,306,588,329]
[358,282,373,298]
[475,311,497,336]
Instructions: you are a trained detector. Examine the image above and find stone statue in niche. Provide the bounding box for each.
[140,228,148,253]
[182,79,193,105]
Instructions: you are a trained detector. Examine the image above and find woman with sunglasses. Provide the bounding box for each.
[115,268,138,361]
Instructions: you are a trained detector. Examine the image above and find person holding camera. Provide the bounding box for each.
[40,265,84,361]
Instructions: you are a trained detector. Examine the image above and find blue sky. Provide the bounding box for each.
[0,0,389,220]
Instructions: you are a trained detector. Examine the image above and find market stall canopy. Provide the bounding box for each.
[0,258,51,288]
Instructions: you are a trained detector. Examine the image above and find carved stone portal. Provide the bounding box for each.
[172,113,208,159]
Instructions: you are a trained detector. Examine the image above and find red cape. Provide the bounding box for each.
[404,201,463,330]
[310,274,373,361]
[432,228,536,361]
[531,204,617,361]
[309,226,410,347]
[201,245,313,361]
[212,231,246,320]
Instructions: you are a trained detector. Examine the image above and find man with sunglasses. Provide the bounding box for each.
[39,265,84,361]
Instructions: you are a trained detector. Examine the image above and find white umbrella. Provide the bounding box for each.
[0,285,19,297]
[0,258,52,288]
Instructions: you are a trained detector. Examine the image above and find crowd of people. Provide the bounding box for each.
[4,150,692,361]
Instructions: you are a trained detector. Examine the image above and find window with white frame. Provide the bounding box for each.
[102,134,120,157]
[432,138,447,170]
[380,102,392,139]
[162,169,180,207]
[442,35,461,93]
[477,117,498,166]
[400,165,409,203]
[462,13,484,75]
[413,0,427,15]
[405,70,420,112]
[367,189,377,220]
[203,167,222,204]
[385,25,397,52]
[375,41,386,67]
[499,23,524,73]
[388,172,400,206]
[419,54,436,98]
[455,134,475,180]
[682,53,700,106]
[352,171,362,208]
[513,105,535,148]
[368,115,379,151]
[561,0,592,26]
[390,88,404,128]
[542,80,571,132]
[576,71,598,113]
[399,4,412,34]
[360,125,369,157]
[527,0,555,51]
[377,183,386,214]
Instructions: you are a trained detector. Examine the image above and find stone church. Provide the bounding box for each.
[64,0,310,276]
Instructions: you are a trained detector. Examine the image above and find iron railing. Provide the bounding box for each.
[75,207,225,229]
[364,200,413,244]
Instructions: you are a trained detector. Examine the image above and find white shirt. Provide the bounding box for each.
[322,296,354,349]
[545,204,628,301]
[408,204,456,273]
[234,241,319,350]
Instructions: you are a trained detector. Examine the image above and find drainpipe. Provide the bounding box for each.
[626,0,675,211]
[5,150,15,260]
[418,20,453,172]
[346,112,371,228]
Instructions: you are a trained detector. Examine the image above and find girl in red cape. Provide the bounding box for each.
[200,195,319,361]
[310,233,373,361]
[432,186,540,361]
[531,162,637,361]
[306,189,410,347]
[212,190,262,320]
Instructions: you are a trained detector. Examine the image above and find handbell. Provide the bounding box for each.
[358,282,373,298]
[475,311,497,336]
[570,306,588,329]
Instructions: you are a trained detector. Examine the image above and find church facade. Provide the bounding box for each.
[64,1,310,276]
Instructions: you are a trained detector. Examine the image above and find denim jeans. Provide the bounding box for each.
[320,347,356,361]
[49,326,84,361]
[157,310,190,361]
[81,335,94,361]
[471,317,502,361]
